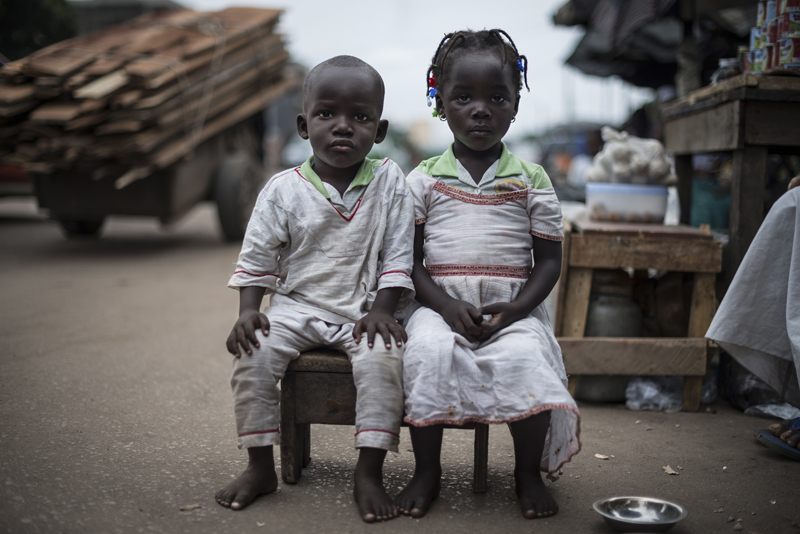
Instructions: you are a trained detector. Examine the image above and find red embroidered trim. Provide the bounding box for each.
[379,270,410,278]
[233,270,278,278]
[381,158,389,166]
[238,429,280,437]
[403,403,582,480]
[531,230,563,242]
[354,428,400,437]
[415,218,427,225]
[294,167,364,222]
[426,264,531,278]
[433,181,528,205]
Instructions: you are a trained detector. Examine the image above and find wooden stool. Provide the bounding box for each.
[554,218,723,411]
[280,349,490,492]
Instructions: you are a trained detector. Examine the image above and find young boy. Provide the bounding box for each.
[215,55,414,523]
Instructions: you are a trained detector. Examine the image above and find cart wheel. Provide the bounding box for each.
[213,152,264,241]
[59,218,105,238]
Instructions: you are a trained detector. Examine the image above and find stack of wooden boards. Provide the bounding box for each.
[0,7,296,188]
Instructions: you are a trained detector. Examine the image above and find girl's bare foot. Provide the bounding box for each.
[215,446,278,510]
[394,468,441,518]
[769,418,800,449]
[515,469,558,519]
[353,447,398,522]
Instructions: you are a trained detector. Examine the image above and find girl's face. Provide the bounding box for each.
[436,51,518,154]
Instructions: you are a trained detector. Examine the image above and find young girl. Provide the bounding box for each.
[395,29,581,520]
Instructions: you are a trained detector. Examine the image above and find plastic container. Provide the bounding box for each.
[711,58,742,84]
[586,182,669,223]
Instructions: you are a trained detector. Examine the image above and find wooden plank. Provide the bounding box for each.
[0,100,37,118]
[569,234,723,273]
[561,267,592,338]
[729,146,767,281]
[294,372,356,425]
[23,49,96,78]
[744,101,800,147]
[573,218,712,240]
[688,273,716,338]
[663,100,741,154]
[554,218,571,337]
[74,70,130,100]
[682,377,703,411]
[288,350,351,373]
[559,337,707,375]
[280,371,303,484]
[0,84,36,105]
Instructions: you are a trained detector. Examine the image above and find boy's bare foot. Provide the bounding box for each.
[515,469,558,519]
[353,448,398,522]
[216,446,278,511]
[769,418,800,449]
[394,468,441,518]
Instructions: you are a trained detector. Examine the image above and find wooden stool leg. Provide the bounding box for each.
[473,423,489,493]
[302,423,311,468]
[280,371,303,483]
[682,376,702,411]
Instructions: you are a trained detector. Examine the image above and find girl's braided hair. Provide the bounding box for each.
[426,29,529,100]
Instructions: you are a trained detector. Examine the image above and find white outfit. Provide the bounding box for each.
[228,156,415,452]
[403,144,581,476]
[707,187,800,408]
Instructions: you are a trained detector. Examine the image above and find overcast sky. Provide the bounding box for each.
[178,0,654,148]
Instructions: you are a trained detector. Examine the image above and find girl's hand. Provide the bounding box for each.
[354,310,407,349]
[440,299,484,342]
[226,310,270,357]
[478,301,526,340]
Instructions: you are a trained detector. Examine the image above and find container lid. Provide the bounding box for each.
[586,182,669,195]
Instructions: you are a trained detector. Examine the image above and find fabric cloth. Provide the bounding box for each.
[707,187,800,408]
[402,143,581,477]
[228,156,415,325]
[232,306,404,452]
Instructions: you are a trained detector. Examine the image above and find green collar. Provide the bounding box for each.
[298,156,382,198]
[425,142,523,178]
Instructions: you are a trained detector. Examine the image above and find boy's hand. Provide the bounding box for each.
[353,310,407,349]
[477,302,526,340]
[440,299,484,342]
[227,310,270,357]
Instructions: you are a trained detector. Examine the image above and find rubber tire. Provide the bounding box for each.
[213,152,264,241]
[59,218,105,238]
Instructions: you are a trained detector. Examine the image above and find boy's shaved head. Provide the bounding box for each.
[303,55,385,115]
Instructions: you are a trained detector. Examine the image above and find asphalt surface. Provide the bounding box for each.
[1,198,799,534]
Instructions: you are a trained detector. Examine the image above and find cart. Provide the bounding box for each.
[31,112,267,241]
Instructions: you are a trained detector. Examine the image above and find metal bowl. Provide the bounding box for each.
[593,496,688,533]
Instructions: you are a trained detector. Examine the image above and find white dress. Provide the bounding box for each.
[402,145,581,477]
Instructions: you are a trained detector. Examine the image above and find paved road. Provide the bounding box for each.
[1,199,798,534]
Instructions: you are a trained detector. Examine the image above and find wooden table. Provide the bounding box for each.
[554,218,723,411]
[661,72,800,280]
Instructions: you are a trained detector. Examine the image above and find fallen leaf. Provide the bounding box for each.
[611,455,615,458]
[733,523,743,531]
[179,504,201,511]
[595,454,610,460]
[677,466,683,470]
[714,507,725,513]
[257,522,265,527]
[663,465,679,475]
[635,420,641,424]
[726,516,735,523]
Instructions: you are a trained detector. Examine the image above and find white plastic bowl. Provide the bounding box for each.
[586,183,669,224]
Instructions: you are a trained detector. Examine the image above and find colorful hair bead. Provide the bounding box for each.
[517,58,524,72]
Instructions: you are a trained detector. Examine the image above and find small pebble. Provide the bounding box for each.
[726,516,735,523]
[733,524,743,531]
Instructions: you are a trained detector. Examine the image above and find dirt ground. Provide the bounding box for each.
[1,198,798,534]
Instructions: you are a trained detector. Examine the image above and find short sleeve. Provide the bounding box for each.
[227,184,290,292]
[405,169,432,225]
[527,188,564,241]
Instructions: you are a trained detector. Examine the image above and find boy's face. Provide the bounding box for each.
[436,51,519,154]
[297,67,388,175]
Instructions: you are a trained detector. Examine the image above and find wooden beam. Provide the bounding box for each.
[554,218,571,337]
[568,234,722,273]
[663,100,741,154]
[561,266,592,339]
[559,337,708,376]
[675,155,693,226]
[744,101,800,147]
[729,145,767,280]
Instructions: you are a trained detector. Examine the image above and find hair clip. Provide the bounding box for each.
[427,86,437,107]
[431,108,440,118]
[517,59,524,72]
